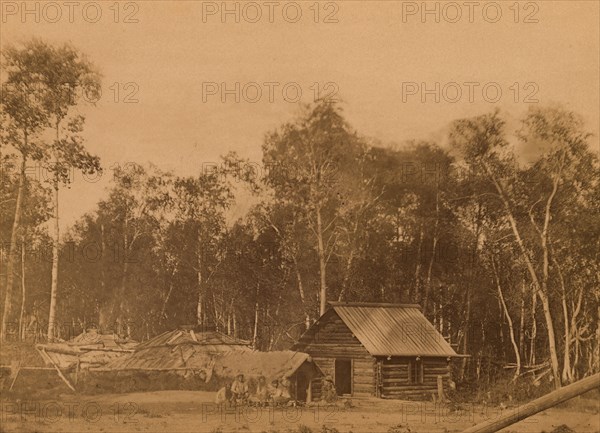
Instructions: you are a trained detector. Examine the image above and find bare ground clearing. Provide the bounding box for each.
[1,390,598,433]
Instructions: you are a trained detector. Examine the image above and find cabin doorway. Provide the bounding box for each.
[334,359,352,395]
[296,372,308,401]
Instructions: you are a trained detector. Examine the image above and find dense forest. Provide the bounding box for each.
[1,40,599,392]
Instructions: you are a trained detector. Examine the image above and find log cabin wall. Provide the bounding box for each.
[294,304,460,401]
[378,356,451,400]
[295,310,376,397]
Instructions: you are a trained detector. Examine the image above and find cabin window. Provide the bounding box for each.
[408,359,423,384]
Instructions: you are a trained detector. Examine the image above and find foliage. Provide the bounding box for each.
[1,41,598,388]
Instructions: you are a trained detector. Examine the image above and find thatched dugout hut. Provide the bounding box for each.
[87,329,321,400]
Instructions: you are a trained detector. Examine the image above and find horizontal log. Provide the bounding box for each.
[312,338,361,344]
[383,391,435,396]
[305,350,370,357]
[304,343,368,349]
[354,379,375,385]
[383,387,437,393]
[304,348,369,354]
[382,366,408,373]
[353,386,374,393]
[382,369,408,376]
[37,347,80,356]
[382,378,410,384]
[382,390,437,395]
[79,347,134,353]
[353,376,375,383]
[90,367,208,372]
[423,367,450,376]
[0,366,58,371]
[305,347,366,353]
[312,358,334,364]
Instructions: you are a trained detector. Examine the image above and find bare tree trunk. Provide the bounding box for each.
[47,182,59,341]
[227,309,231,335]
[293,258,311,329]
[98,223,106,330]
[423,235,438,316]
[483,161,561,388]
[48,121,62,342]
[458,205,481,381]
[538,173,562,388]
[19,236,26,341]
[338,246,355,303]
[160,265,178,323]
[459,286,471,381]
[252,284,259,349]
[567,282,584,379]
[492,257,521,379]
[519,279,526,361]
[196,242,203,328]
[423,188,440,316]
[556,261,573,383]
[232,309,237,339]
[2,153,26,341]
[108,220,131,335]
[529,289,537,366]
[591,271,600,375]
[413,223,424,303]
[338,217,360,303]
[316,206,327,316]
[118,234,129,334]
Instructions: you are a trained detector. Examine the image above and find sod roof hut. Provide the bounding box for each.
[100,329,252,371]
[37,329,137,370]
[91,329,320,401]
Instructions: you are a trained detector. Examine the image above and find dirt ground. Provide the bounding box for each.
[0,390,598,433]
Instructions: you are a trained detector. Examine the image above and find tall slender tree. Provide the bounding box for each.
[0,41,49,340]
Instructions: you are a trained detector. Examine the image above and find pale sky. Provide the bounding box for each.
[2,0,599,231]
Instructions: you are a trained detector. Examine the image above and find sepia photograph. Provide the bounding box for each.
[0,1,599,432]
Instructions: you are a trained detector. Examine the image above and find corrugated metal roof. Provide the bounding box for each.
[330,302,458,357]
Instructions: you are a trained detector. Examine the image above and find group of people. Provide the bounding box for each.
[215,373,292,406]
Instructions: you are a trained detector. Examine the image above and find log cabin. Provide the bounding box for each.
[293,302,463,400]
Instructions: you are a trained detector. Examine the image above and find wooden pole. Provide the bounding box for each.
[0,366,57,371]
[9,360,21,391]
[462,373,600,433]
[437,375,446,403]
[42,348,76,392]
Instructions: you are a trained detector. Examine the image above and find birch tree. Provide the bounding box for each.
[0,41,49,340]
[263,101,365,315]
